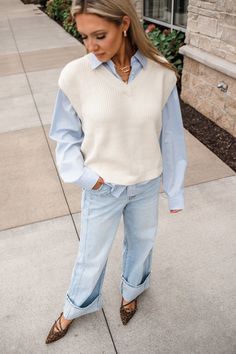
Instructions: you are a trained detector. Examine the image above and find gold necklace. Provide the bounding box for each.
[114,64,131,84]
[115,65,131,73]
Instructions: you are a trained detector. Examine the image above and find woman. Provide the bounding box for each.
[46,0,187,344]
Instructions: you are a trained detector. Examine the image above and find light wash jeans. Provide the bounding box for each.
[63,176,161,320]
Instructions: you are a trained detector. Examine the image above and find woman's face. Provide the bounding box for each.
[75,13,129,62]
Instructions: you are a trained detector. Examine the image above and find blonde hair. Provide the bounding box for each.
[71,0,179,78]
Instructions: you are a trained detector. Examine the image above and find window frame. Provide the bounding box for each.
[143,0,188,32]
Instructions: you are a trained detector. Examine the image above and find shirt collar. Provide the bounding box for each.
[88,49,147,70]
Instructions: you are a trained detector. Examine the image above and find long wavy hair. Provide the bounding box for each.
[71,0,179,78]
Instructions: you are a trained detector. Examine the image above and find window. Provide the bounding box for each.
[174,0,188,27]
[144,0,189,31]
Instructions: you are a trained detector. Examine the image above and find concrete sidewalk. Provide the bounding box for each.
[0,1,235,353]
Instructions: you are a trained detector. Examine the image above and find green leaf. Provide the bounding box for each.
[173,59,182,65]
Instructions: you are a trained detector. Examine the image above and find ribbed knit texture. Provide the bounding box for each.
[58,53,177,185]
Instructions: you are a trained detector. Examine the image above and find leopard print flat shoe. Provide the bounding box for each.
[120,297,138,325]
[45,312,73,344]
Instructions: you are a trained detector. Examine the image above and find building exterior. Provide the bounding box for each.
[180,0,236,137]
[137,0,236,137]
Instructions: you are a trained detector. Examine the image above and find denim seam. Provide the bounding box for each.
[98,263,107,296]
[122,235,129,282]
[71,191,91,299]
[146,249,154,274]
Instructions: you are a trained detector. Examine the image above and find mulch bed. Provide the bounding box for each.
[180,99,236,172]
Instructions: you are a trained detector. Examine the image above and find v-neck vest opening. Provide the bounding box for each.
[87,55,150,91]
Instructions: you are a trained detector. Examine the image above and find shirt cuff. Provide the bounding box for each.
[75,167,100,190]
[168,191,185,211]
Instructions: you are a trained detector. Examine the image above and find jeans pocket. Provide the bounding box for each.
[92,183,105,192]
[90,183,111,196]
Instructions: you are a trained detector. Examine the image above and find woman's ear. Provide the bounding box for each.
[122,15,131,32]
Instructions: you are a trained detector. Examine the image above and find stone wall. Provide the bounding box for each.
[180,0,236,137]
[186,0,236,63]
[181,56,236,135]
[132,0,143,19]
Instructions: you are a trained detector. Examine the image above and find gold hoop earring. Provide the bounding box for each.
[123,30,127,37]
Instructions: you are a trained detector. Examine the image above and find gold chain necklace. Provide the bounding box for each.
[115,65,131,83]
[115,65,131,73]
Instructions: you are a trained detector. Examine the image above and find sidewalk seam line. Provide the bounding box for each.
[176,174,235,190]
[0,213,71,233]
[102,308,119,354]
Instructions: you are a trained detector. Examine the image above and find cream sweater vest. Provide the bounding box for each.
[58,53,176,185]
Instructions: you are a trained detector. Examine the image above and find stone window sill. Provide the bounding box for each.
[179,45,236,79]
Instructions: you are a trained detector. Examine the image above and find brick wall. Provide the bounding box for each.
[180,0,236,137]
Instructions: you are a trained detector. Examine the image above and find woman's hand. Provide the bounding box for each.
[170,209,182,213]
[92,176,105,190]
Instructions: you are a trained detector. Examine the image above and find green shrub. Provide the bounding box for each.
[46,0,70,22]
[46,0,81,39]
[62,14,81,39]
[145,26,185,75]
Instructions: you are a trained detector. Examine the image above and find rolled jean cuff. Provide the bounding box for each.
[120,273,151,301]
[63,293,103,320]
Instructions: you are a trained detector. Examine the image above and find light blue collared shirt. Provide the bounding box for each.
[49,50,187,210]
